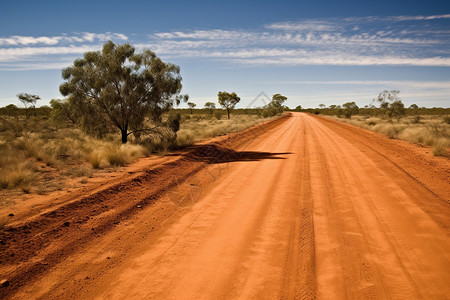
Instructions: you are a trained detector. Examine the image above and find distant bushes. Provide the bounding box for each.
[335,115,449,157]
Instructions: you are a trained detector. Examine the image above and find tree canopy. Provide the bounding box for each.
[343,101,359,118]
[17,93,40,119]
[264,93,288,116]
[204,102,216,116]
[59,41,186,143]
[187,102,196,115]
[374,90,405,120]
[218,91,240,119]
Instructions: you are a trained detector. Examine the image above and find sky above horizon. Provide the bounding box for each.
[0,0,449,109]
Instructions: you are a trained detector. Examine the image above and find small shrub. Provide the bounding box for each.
[214,111,222,120]
[344,111,352,119]
[432,138,449,157]
[104,145,130,166]
[70,165,93,177]
[0,165,35,189]
[411,116,422,124]
[443,116,450,125]
[87,151,102,169]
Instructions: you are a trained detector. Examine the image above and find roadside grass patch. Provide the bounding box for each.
[332,115,449,157]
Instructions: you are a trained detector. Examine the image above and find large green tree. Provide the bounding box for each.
[60,41,186,143]
[217,91,240,119]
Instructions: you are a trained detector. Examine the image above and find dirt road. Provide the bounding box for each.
[2,113,449,299]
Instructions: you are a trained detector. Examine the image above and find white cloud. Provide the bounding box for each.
[0,36,62,46]
[264,80,450,89]
[393,14,450,21]
[265,21,334,32]
[230,55,450,67]
[0,45,100,62]
[0,14,449,70]
[0,32,128,46]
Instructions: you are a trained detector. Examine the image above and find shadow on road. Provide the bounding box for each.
[183,143,292,164]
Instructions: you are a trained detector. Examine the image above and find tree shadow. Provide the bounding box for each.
[183,143,292,164]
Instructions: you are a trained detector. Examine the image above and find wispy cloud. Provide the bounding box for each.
[148,14,450,67]
[0,14,449,70]
[0,32,127,46]
[263,80,450,88]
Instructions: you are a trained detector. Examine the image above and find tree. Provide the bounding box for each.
[319,103,325,109]
[272,93,287,104]
[60,41,186,143]
[343,101,359,118]
[17,93,40,119]
[50,99,78,124]
[204,101,216,115]
[295,105,302,111]
[265,93,288,116]
[218,91,240,119]
[409,104,419,110]
[187,102,196,115]
[374,90,405,120]
[389,100,406,121]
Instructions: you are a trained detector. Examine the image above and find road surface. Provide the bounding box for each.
[2,113,449,299]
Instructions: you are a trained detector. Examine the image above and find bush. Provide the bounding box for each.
[411,116,422,124]
[432,138,449,157]
[443,116,450,125]
[104,145,130,166]
[0,164,35,189]
[214,111,222,120]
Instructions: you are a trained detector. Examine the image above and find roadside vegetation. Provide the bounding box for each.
[0,41,287,196]
[296,90,450,157]
[0,105,281,196]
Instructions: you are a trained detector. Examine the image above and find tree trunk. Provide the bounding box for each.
[121,129,128,144]
[227,108,230,119]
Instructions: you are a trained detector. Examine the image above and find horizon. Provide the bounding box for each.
[1,0,449,109]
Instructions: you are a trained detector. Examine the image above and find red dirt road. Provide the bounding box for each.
[1,113,449,299]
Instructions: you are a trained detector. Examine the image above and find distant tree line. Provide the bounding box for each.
[292,90,450,119]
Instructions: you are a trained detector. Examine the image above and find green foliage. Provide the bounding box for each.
[374,90,406,120]
[214,110,223,120]
[343,101,359,118]
[218,91,240,119]
[204,102,216,115]
[17,93,40,119]
[60,41,186,143]
[262,93,287,117]
[388,100,406,121]
[187,102,196,115]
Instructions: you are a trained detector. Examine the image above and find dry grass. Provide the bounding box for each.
[333,115,450,157]
[176,115,268,147]
[0,113,273,194]
[0,124,147,194]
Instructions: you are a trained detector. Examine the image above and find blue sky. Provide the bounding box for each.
[0,0,449,109]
